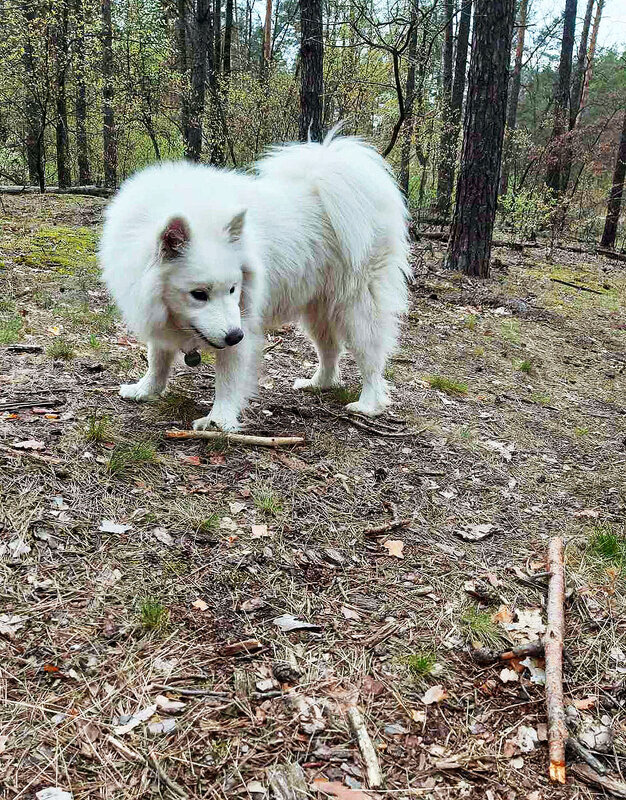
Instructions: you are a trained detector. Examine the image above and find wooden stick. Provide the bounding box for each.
[566,738,607,775]
[147,752,188,798]
[364,518,412,536]
[347,705,383,788]
[550,277,604,295]
[165,429,305,448]
[545,536,567,784]
[472,640,544,666]
[571,764,626,797]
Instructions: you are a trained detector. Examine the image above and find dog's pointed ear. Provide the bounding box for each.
[225,210,246,243]
[160,217,190,259]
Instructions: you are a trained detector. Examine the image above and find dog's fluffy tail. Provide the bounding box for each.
[256,129,411,286]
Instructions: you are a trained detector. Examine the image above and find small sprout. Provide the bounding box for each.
[384,365,396,381]
[107,440,157,476]
[89,334,102,350]
[426,375,468,396]
[473,346,485,357]
[465,314,478,331]
[253,486,283,516]
[461,606,505,648]
[84,412,112,443]
[138,597,169,631]
[47,337,75,360]
[575,426,589,437]
[501,319,520,343]
[196,513,220,533]
[517,359,533,374]
[531,392,551,406]
[588,525,626,567]
[404,651,437,678]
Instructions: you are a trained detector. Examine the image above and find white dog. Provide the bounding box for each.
[99,129,411,431]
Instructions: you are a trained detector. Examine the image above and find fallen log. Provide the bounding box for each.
[165,429,305,448]
[472,640,544,666]
[597,248,626,264]
[0,184,113,198]
[545,536,567,784]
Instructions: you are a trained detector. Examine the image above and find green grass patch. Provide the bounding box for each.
[461,606,506,648]
[588,525,626,567]
[107,440,158,476]
[61,302,117,334]
[196,513,221,534]
[426,375,468,396]
[253,485,283,516]
[138,597,169,631]
[15,224,98,277]
[325,385,360,405]
[575,426,589,437]
[465,314,478,331]
[84,412,112,444]
[155,391,199,427]
[403,651,437,678]
[47,337,75,360]
[0,315,23,344]
[530,391,551,406]
[517,359,533,374]
[500,319,520,344]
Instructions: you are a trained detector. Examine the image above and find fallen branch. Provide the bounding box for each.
[4,345,43,354]
[339,415,416,438]
[0,398,61,411]
[571,763,626,798]
[147,752,188,798]
[545,536,567,784]
[267,763,308,800]
[165,430,305,448]
[550,277,604,295]
[0,183,113,198]
[566,737,607,775]
[364,518,412,537]
[347,705,383,788]
[150,684,231,698]
[221,638,264,656]
[597,248,626,264]
[472,640,544,666]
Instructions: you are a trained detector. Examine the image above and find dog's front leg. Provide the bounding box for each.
[120,342,175,401]
[193,333,261,432]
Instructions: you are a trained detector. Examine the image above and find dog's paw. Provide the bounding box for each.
[293,373,341,391]
[345,398,390,418]
[293,377,317,391]
[193,412,242,432]
[119,381,161,402]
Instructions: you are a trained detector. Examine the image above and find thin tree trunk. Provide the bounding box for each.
[75,0,92,185]
[600,108,626,249]
[579,0,603,119]
[177,0,191,151]
[21,3,45,190]
[223,0,233,73]
[102,0,117,188]
[570,0,595,126]
[445,0,516,277]
[214,0,222,73]
[54,0,71,188]
[186,0,211,161]
[263,0,273,71]
[500,0,528,195]
[298,0,323,142]
[436,0,472,218]
[434,0,454,216]
[545,0,577,194]
[399,0,419,197]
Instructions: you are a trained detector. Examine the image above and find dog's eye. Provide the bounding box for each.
[190,289,208,302]
[229,285,236,294]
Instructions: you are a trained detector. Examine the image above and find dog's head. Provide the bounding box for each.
[157,211,247,351]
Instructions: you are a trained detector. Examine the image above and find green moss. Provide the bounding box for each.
[15,225,98,277]
[426,375,468,396]
[0,315,23,344]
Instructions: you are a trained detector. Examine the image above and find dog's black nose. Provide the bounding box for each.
[224,328,244,346]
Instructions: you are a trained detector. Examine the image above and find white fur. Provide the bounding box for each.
[99,130,411,431]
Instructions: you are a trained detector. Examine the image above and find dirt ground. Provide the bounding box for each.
[1,194,626,800]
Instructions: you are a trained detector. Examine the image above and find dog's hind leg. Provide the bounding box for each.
[193,331,263,432]
[293,302,342,391]
[120,342,175,401]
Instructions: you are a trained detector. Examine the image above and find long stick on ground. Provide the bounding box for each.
[545,536,567,784]
[165,429,305,447]
[347,705,383,788]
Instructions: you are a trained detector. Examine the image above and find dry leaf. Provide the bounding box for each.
[251,524,270,538]
[519,657,546,685]
[410,708,426,723]
[499,668,519,683]
[229,501,246,514]
[515,725,538,752]
[155,695,186,713]
[36,791,73,800]
[382,539,405,558]
[0,735,8,754]
[98,520,132,534]
[340,606,361,621]
[273,614,321,632]
[484,440,515,461]
[422,685,447,705]
[113,704,157,735]
[148,718,177,735]
[573,696,596,710]
[179,454,201,466]
[151,527,173,545]
[458,523,495,541]
[12,439,45,450]
[192,598,209,612]
[492,605,514,624]
[312,779,371,799]
[574,509,600,518]
[0,614,26,639]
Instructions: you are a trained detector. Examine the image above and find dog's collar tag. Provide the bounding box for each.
[184,349,201,367]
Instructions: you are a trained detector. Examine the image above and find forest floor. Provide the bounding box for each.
[1,194,626,800]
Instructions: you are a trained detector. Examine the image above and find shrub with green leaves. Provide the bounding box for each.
[498,187,557,243]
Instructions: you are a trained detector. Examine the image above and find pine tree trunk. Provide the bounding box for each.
[398,0,419,197]
[435,0,472,218]
[500,0,528,195]
[102,0,118,188]
[570,0,595,127]
[223,0,233,73]
[75,0,92,185]
[298,0,323,142]
[262,0,272,73]
[579,0,603,120]
[600,109,626,249]
[22,3,45,190]
[54,0,71,188]
[186,0,211,161]
[545,0,577,194]
[445,0,515,278]
[435,0,454,216]
[214,0,222,73]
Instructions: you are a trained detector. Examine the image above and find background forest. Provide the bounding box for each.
[0,0,625,250]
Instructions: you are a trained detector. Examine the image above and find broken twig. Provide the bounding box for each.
[571,763,626,798]
[364,518,412,537]
[347,705,383,788]
[566,737,607,775]
[472,640,544,666]
[165,430,305,448]
[550,277,603,295]
[545,536,567,784]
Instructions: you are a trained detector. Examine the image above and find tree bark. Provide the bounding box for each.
[223,0,233,73]
[102,0,118,189]
[398,0,419,197]
[499,0,528,195]
[434,0,454,216]
[570,0,595,127]
[444,0,516,278]
[214,0,222,73]
[600,108,626,250]
[75,0,92,185]
[54,0,71,188]
[579,0,603,120]
[545,0,577,194]
[298,0,323,142]
[263,0,273,72]
[21,3,45,191]
[184,0,211,162]
[435,0,472,218]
